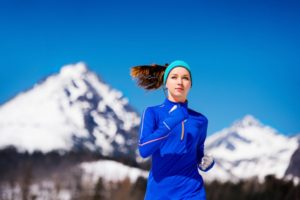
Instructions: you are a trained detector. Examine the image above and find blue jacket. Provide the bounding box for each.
[139,98,209,200]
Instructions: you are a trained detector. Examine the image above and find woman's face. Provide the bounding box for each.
[166,67,191,102]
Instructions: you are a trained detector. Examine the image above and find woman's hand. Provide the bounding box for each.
[198,154,214,172]
[168,104,188,119]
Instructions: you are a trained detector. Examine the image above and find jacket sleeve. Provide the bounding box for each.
[196,119,214,172]
[196,119,208,163]
[138,106,188,158]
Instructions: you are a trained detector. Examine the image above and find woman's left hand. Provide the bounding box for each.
[198,154,215,172]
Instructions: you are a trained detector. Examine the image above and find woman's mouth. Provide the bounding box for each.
[175,88,184,91]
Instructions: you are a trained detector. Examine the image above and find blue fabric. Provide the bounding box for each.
[138,98,209,199]
[163,60,192,86]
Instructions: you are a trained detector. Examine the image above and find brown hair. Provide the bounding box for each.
[130,64,168,90]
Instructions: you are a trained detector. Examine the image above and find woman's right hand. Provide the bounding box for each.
[162,105,188,130]
[168,105,188,120]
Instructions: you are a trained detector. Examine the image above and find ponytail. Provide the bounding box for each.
[130,64,168,90]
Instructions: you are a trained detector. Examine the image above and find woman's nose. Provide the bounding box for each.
[177,78,183,84]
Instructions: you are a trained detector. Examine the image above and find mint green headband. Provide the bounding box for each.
[163,60,192,86]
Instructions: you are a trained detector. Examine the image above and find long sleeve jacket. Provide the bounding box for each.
[139,98,208,200]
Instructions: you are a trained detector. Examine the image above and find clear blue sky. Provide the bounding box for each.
[0,0,299,136]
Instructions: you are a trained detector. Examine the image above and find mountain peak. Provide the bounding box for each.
[233,114,262,128]
[204,115,299,183]
[59,62,89,79]
[0,62,140,159]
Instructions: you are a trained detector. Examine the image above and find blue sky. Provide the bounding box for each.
[0,0,299,136]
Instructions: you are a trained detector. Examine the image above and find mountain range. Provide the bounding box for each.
[0,62,299,183]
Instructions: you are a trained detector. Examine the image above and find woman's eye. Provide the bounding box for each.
[171,76,177,79]
[183,77,189,80]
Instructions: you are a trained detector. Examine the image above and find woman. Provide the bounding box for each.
[130,60,214,200]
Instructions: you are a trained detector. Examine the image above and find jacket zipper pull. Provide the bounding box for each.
[181,121,184,140]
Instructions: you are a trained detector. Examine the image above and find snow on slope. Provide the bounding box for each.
[0,62,140,156]
[80,160,148,184]
[202,115,299,182]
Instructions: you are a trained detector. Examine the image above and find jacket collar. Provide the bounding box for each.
[163,98,188,110]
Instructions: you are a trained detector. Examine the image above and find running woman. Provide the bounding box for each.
[130,60,214,200]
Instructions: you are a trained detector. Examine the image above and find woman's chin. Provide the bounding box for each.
[171,93,185,99]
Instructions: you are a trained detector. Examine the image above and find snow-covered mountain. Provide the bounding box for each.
[202,115,299,182]
[0,62,140,159]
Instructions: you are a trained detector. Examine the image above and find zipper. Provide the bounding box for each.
[181,121,185,140]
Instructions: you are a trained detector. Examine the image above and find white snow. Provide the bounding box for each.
[80,160,148,184]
